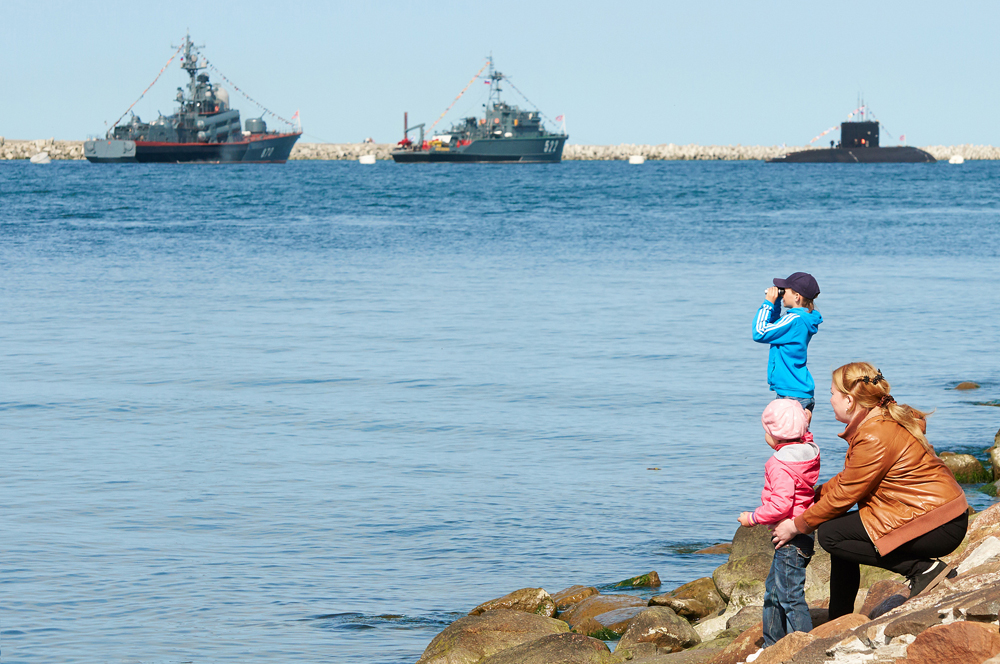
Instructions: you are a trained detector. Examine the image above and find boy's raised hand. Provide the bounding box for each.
[738,512,755,528]
[764,286,780,303]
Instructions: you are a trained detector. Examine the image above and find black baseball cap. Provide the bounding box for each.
[773,272,820,300]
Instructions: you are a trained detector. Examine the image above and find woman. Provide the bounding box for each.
[771,362,968,619]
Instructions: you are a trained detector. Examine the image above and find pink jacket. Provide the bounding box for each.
[750,439,821,526]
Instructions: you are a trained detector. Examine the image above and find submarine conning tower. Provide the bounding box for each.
[841,121,879,148]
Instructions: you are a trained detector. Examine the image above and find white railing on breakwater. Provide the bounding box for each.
[3,138,1000,162]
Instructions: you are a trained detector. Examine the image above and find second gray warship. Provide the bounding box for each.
[85,34,300,164]
[392,57,567,163]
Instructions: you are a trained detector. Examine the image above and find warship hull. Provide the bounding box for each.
[85,132,301,164]
[768,146,935,163]
[392,136,566,163]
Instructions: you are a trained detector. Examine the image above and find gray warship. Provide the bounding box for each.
[769,107,934,163]
[391,57,567,163]
[85,34,300,164]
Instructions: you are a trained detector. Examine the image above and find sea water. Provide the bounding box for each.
[2,160,998,663]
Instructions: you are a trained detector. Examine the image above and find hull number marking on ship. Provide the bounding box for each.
[543,140,558,153]
[261,147,275,159]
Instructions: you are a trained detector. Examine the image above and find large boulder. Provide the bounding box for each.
[416,609,568,664]
[730,525,776,561]
[559,594,647,631]
[895,621,1000,664]
[614,607,701,654]
[753,631,816,664]
[470,588,556,617]
[649,577,726,621]
[478,632,615,664]
[939,453,990,483]
[712,553,771,606]
[552,585,599,612]
[712,526,775,605]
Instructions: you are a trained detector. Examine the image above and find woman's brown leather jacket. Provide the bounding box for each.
[792,411,968,555]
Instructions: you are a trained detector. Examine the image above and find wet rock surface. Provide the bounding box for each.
[469,587,555,617]
[415,609,568,664]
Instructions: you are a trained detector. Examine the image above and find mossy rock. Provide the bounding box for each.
[611,571,660,589]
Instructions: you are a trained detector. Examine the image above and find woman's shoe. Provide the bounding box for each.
[908,560,956,597]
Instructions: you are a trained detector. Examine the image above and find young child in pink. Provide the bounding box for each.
[739,399,820,648]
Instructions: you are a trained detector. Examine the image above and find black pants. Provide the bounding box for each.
[817,510,968,619]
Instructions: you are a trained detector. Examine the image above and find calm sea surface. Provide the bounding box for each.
[2,160,999,663]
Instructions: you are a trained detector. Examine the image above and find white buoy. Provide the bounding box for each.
[358,154,376,165]
[628,155,645,165]
[30,152,51,164]
[948,155,965,164]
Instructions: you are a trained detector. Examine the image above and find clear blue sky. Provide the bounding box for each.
[3,1,997,145]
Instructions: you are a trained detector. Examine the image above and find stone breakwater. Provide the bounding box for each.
[4,138,1000,161]
[1,138,86,160]
[413,427,1000,664]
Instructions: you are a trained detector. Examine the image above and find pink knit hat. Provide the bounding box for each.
[761,399,809,441]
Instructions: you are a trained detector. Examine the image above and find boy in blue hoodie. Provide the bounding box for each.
[752,272,823,412]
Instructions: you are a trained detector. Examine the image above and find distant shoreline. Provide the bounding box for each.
[3,138,999,161]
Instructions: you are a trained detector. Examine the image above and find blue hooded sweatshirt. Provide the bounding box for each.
[752,301,823,399]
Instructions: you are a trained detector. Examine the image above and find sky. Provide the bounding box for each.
[2,1,998,146]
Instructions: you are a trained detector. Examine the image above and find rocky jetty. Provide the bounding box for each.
[1,138,85,160]
[4,139,1000,162]
[414,429,1000,664]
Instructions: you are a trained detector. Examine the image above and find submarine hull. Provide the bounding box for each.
[768,146,936,163]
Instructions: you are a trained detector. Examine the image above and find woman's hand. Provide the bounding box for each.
[738,512,754,528]
[764,286,780,303]
[771,518,801,549]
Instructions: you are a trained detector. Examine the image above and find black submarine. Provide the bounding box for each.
[768,115,935,164]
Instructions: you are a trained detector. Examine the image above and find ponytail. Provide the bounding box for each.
[832,362,935,456]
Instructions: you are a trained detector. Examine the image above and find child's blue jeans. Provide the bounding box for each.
[763,533,814,646]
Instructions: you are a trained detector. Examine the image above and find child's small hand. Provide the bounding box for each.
[738,512,755,528]
[764,287,780,303]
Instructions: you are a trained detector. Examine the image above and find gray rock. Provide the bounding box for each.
[725,605,763,634]
[712,552,772,604]
[615,607,701,654]
[416,609,569,664]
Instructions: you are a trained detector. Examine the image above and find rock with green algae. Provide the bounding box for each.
[940,453,991,483]
[612,571,661,589]
[469,587,556,618]
[477,632,618,664]
[415,609,568,664]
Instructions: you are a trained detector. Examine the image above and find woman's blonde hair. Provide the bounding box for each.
[831,362,935,455]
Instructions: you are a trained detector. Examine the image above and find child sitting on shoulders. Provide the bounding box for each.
[739,399,820,649]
